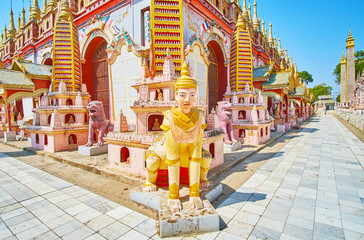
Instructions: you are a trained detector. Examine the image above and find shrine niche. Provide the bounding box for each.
[148,114,163,131]
[156,89,163,101]
[239,110,246,119]
[65,114,76,124]
[48,115,52,125]
[36,134,40,144]
[239,129,246,138]
[209,143,215,158]
[69,134,77,145]
[44,135,48,145]
[121,147,130,163]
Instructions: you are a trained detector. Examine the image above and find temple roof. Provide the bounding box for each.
[262,72,290,87]
[12,60,52,77]
[0,69,35,86]
[253,65,272,79]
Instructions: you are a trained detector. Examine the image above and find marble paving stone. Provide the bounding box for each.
[286,215,313,230]
[344,229,364,239]
[99,221,131,240]
[0,228,13,240]
[0,207,28,220]
[9,217,42,234]
[250,225,281,240]
[86,214,115,231]
[75,208,103,223]
[116,229,149,240]
[314,222,344,239]
[283,223,313,240]
[134,218,157,237]
[15,224,49,240]
[105,206,133,220]
[84,233,107,240]
[257,216,285,232]
[32,230,60,240]
[53,219,84,237]
[216,230,247,240]
[119,211,148,228]
[315,214,342,228]
[233,209,260,226]
[3,212,34,227]
[42,212,74,230]
[62,225,94,240]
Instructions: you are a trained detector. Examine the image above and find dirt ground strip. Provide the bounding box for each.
[0,120,315,219]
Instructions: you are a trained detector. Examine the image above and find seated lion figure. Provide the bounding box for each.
[217,101,237,144]
[85,101,113,147]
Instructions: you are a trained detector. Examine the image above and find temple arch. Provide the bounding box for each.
[82,37,111,119]
[206,40,227,113]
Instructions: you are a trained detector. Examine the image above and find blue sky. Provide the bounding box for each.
[1,0,363,99]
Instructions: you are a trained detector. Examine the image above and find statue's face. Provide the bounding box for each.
[175,88,196,114]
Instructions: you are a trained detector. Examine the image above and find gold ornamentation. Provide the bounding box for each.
[170,107,199,131]
[175,62,196,92]
[165,158,179,166]
[169,183,180,199]
[189,182,200,197]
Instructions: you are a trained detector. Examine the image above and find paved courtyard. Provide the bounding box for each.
[0,114,363,240]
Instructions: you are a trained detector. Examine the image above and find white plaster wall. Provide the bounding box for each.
[186,45,208,106]
[111,45,139,124]
[22,97,34,120]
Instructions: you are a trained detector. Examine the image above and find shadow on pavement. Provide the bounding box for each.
[0,150,35,158]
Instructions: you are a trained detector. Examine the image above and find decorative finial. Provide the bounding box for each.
[175,62,196,92]
[242,0,248,19]
[236,13,246,30]
[253,0,260,30]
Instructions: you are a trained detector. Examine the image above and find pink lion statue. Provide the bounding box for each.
[217,101,237,145]
[85,101,114,147]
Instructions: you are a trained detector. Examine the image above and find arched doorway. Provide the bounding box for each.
[207,41,227,114]
[43,58,52,66]
[83,37,110,119]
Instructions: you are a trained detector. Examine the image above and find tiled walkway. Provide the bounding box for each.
[0,114,363,239]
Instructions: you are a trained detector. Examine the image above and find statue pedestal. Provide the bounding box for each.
[4,131,16,142]
[276,124,286,133]
[159,199,219,237]
[78,144,108,156]
[130,184,222,237]
[224,142,242,152]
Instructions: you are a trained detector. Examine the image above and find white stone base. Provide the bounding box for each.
[159,200,219,237]
[78,144,108,156]
[277,124,285,133]
[130,184,222,237]
[4,131,16,142]
[224,142,242,152]
[285,123,291,130]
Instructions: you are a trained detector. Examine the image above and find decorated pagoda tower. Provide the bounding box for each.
[28,0,91,152]
[224,14,272,145]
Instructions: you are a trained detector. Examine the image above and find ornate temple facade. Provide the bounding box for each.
[0,0,313,138]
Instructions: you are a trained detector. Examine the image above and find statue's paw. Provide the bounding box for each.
[96,141,103,147]
[232,138,238,143]
[189,196,203,210]
[85,142,93,147]
[225,140,233,145]
[200,180,210,189]
[142,182,158,192]
[166,199,182,213]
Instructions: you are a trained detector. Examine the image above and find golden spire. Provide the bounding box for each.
[21,6,26,29]
[340,51,347,64]
[28,4,31,21]
[17,14,21,32]
[236,13,246,30]
[175,62,196,92]
[30,0,41,20]
[278,38,284,56]
[261,19,265,36]
[273,36,277,49]
[253,0,260,30]
[346,28,355,48]
[59,0,73,21]
[285,48,289,64]
[268,21,273,45]
[280,59,285,71]
[4,25,7,40]
[242,0,248,19]
[47,0,57,11]
[248,4,252,24]
[8,4,16,38]
[41,0,47,15]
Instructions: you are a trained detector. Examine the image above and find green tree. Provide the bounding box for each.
[336,94,340,102]
[310,83,333,102]
[333,50,364,84]
[298,71,313,85]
